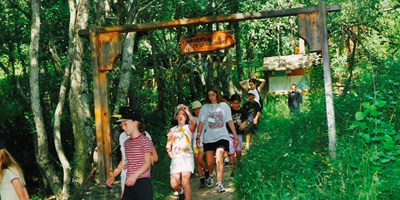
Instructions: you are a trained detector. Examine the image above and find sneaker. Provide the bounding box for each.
[204,170,210,179]
[216,182,226,193]
[224,157,230,165]
[199,177,206,188]
[206,174,214,188]
[178,192,185,200]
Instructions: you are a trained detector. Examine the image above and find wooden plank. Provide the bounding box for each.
[79,4,340,37]
[319,1,337,159]
[180,31,235,54]
[99,72,113,178]
[97,32,122,71]
[298,12,322,52]
[90,25,106,182]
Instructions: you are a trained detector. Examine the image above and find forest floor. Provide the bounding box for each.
[79,163,237,200]
[166,164,236,200]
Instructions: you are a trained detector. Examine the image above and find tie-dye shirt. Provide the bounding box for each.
[167,124,193,158]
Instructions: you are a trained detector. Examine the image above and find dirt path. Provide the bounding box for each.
[167,164,236,200]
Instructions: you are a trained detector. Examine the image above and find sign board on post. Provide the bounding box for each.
[180,30,235,54]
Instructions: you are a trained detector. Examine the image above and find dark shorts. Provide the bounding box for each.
[203,139,229,152]
[122,178,153,200]
[246,123,258,135]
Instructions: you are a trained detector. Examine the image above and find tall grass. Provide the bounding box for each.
[234,93,400,199]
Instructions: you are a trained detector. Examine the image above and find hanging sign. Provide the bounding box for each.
[180,30,235,54]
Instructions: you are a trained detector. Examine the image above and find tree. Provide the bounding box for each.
[29,0,61,194]
[67,0,94,185]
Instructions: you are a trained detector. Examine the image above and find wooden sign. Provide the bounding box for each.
[180,31,235,54]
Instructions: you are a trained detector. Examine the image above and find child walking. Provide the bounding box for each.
[243,90,261,150]
[0,140,29,200]
[227,94,247,177]
[117,109,154,200]
[166,104,197,200]
[191,101,208,188]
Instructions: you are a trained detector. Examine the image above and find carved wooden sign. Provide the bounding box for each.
[180,30,235,54]
[97,32,122,71]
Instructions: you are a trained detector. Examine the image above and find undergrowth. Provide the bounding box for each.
[234,94,400,199]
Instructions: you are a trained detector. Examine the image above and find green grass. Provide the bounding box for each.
[233,94,400,199]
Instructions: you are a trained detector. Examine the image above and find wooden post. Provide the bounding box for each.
[319,1,337,158]
[90,26,114,182]
[90,25,107,182]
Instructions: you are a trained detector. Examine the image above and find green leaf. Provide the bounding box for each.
[361,102,371,108]
[355,112,364,121]
[375,100,387,107]
[380,158,391,163]
[361,133,370,141]
[369,106,380,117]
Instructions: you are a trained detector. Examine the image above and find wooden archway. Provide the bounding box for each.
[79,1,341,182]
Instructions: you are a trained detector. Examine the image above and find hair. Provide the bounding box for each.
[0,149,26,186]
[249,78,257,84]
[230,94,241,102]
[137,121,146,133]
[204,87,223,104]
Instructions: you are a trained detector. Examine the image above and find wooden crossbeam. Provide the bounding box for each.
[79,4,340,37]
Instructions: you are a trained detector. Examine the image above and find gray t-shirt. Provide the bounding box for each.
[198,102,232,143]
[1,168,23,200]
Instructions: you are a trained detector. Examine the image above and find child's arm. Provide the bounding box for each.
[254,111,261,124]
[227,120,239,147]
[184,106,197,133]
[239,79,249,91]
[196,122,204,147]
[151,144,158,164]
[11,178,29,200]
[125,152,151,186]
[106,158,124,187]
[258,78,267,91]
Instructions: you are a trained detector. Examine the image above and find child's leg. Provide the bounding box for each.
[246,133,252,149]
[215,147,225,183]
[181,172,192,200]
[170,173,182,192]
[205,150,216,176]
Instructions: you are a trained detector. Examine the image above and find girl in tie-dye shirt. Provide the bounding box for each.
[166,104,197,200]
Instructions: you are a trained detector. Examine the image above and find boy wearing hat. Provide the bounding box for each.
[243,90,261,150]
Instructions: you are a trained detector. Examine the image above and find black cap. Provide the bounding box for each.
[115,106,142,123]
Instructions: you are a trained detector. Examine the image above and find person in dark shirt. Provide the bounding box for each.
[243,90,261,150]
[288,84,303,117]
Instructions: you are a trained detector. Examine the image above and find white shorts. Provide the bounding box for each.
[170,155,194,174]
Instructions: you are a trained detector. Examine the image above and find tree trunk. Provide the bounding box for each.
[115,32,136,109]
[29,0,61,194]
[51,43,72,199]
[68,0,94,184]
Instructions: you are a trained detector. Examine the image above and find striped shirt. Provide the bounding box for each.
[124,134,153,179]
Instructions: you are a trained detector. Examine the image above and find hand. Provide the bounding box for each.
[196,138,201,147]
[125,174,138,186]
[106,176,115,188]
[239,124,246,131]
[254,119,258,125]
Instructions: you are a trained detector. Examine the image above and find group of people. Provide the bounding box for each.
[0,78,302,200]
[167,78,274,199]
